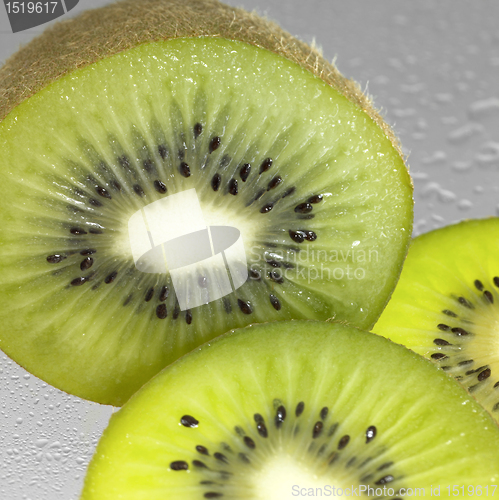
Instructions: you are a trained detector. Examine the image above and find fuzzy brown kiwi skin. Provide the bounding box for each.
[0,0,406,164]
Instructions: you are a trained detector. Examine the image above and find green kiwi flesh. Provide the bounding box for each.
[0,4,413,406]
[81,321,499,499]
[375,218,499,423]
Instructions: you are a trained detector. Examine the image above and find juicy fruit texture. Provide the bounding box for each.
[0,35,412,406]
[375,218,499,423]
[81,321,499,500]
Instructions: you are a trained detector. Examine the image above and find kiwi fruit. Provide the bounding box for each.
[81,320,499,499]
[375,218,499,423]
[0,0,413,405]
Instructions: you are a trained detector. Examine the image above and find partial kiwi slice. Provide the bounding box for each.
[81,320,499,499]
[0,0,413,405]
[375,218,499,423]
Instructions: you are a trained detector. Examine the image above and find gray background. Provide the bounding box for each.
[1,1,498,498]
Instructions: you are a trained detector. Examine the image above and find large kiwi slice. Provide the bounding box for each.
[0,0,413,405]
[81,321,499,499]
[375,218,499,423]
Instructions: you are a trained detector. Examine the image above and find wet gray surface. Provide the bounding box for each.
[1,1,498,498]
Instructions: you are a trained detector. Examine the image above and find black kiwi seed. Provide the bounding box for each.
[259,157,273,174]
[89,198,102,207]
[458,296,474,309]
[294,203,313,214]
[70,227,87,235]
[260,203,274,214]
[158,145,168,159]
[267,176,282,190]
[269,269,283,284]
[365,425,377,443]
[170,461,189,471]
[434,338,451,346]
[228,179,238,196]
[214,452,228,464]
[281,186,296,198]
[320,407,329,420]
[96,186,111,199]
[493,277,499,288]
[47,254,66,264]
[133,184,145,197]
[243,436,255,449]
[249,269,261,281]
[289,230,305,243]
[123,294,133,306]
[474,279,484,291]
[308,194,323,204]
[194,123,203,138]
[186,310,193,325]
[154,180,167,194]
[254,415,268,438]
[478,368,491,381]
[71,277,87,286]
[312,421,323,439]
[110,179,121,191]
[458,359,474,366]
[266,259,281,268]
[305,230,317,241]
[159,286,169,302]
[443,309,458,317]
[239,453,250,463]
[338,435,350,450]
[211,173,221,191]
[452,327,470,336]
[156,304,168,319]
[437,324,450,331]
[375,475,394,485]
[484,290,494,303]
[143,159,154,173]
[275,405,286,428]
[431,353,447,360]
[269,294,281,311]
[180,162,191,177]
[104,271,118,284]
[239,163,251,182]
[296,401,305,417]
[80,257,93,271]
[180,415,199,428]
[144,288,154,302]
[209,136,221,153]
[192,460,208,469]
[204,493,223,498]
[237,299,252,315]
[196,445,209,455]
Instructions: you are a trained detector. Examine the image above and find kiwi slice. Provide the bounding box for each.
[375,218,499,423]
[0,0,413,405]
[81,320,499,499]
